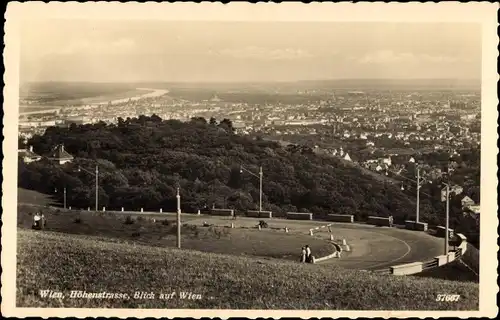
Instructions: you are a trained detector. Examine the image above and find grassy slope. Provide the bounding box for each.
[411,260,479,283]
[462,243,480,274]
[17,188,58,206]
[411,240,479,283]
[17,229,478,310]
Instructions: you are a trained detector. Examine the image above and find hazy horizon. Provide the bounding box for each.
[20,20,482,83]
[23,77,482,83]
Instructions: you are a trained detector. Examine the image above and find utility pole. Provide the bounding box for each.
[95,165,99,211]
[77,164,99,211]
[64,187,67,209]
[259,166,263,212]
[176,187,181,249]
[416,167,420,223]
[445,182,450,258]
[240,165,264,212]
[443,162,452,259]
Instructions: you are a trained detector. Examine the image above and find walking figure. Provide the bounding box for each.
[305,245,312,263]
[300,246,307,263]
[32,212,46,230]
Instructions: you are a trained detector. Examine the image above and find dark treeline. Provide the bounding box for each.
[19,114,477,241]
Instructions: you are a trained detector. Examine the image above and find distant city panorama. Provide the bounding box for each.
[18,80,481,247]
[19,81,481,158]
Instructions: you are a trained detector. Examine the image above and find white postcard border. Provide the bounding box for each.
[2,2,498,318]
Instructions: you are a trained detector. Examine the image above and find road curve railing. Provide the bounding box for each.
[371,233,468,276]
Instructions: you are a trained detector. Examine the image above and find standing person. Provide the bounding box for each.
[33,212,41,229]
[305,245,312,263]
[300,246,306,263]
[41,212,46,228]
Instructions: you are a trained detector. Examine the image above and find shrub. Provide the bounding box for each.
[74,217,82,224]
[214,228,222,239]
[137,216,144,222]
[258,220,269,228]
[131,231,141,237]
[161,219,170,226]
[124,216,135,225]
[183,224,198,233]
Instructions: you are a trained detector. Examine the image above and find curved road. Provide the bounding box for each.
[313,224,444,270]
[181,215,444,271]
[51,209,444,272]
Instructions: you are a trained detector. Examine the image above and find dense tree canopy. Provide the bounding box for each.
[20,115,469,229]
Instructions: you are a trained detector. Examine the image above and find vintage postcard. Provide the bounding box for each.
[2,2,498,318]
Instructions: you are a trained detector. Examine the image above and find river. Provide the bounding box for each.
[95,88,170,105]
[19,88,170,116]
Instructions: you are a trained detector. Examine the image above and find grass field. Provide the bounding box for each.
[15,189,480,309]
[17,204,335,261]
[17,229,479,309]
[15,200,449,271]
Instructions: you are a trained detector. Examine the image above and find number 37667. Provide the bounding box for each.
[436,294,460,302]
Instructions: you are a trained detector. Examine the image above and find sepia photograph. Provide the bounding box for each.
[2,2,498,318]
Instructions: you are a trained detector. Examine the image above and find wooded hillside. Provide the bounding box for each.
[19,115,467,227]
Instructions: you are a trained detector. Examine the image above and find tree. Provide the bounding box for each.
[150,114,163,123]
[209,117,218,126]
[190,117,207,125]
[18,136,26,149]
[218,118,235,133]
[19,116,425,224]
[227,167,243,189]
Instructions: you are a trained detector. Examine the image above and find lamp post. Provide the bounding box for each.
[396,166,431,222]
[96,166,98,211]
[444,182,450,257]
[414,165,431,223]
[416,166,420,223]
[55,187,67,209]
[176,187,181,249]
[240,165,263,212]
[78,165,99,211]
[442,162,453,258]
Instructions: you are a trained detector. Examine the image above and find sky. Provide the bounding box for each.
[20,20,482,83]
